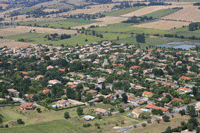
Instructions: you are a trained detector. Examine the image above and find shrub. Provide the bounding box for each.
[142,123,146,127]
[97,114,102,119]
[37,108,41,113]
[17,119,24,124]
[134,125,137,128]
[64,111,70,119]
[156,119,160,123]
[163,115,170,122]
[116,123,118,126]
[121,120,124,124]
[147,119,151,123]
[119,108,125,113]
[95,123,99,126]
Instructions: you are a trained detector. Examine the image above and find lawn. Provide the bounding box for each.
[14,18,99,29]
[104,6,144,16]
[141,8,181,19]
[127,114,191,133]
[17,7,39,14]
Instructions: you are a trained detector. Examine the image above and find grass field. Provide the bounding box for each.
[15,18,99,29]
[0,105,141,133]
[104,6,144,16]
[6,32,131,46]
[127,114,191,133]
[17,7,39,14]
[141,8,181,19]
[1,120,87,133]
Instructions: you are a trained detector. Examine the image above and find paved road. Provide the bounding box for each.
[116,102,198,132]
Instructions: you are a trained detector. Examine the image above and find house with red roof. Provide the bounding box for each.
[129,66,140,70]
[43,88,50,95]
[20,103,35,110]
[142,91,153,97]
[178,87,191,93]
[145,104,168,112]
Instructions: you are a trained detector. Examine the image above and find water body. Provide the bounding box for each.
[157,42,196,50]
[173,45,195,50]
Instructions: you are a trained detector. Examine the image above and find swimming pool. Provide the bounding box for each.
[52,105,56,108]
[140,109,149,112]
[83,115,95,119]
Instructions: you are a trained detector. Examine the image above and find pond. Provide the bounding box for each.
[173,45,195,50]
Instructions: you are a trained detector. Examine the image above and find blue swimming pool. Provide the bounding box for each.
[52,105,56,108]
[83,115,95,119]
[140,109,148,112]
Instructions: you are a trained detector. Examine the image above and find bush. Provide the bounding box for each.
[116,123,118,126]
[121,120,124,124]
[163,115,170,122]
[97,114,102,119]
[64,111,70,119]
[156,119,160,123]
[17,119,24,124]
[119,108,125,113]
[142,123,146,127]
[147,119,151,123]
[37,108,41,113]
[134,125,137,128]
[95,123,99,126]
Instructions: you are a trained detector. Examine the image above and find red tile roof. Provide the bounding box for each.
[145,104,168,112]
[171,98,183,103]
[130,66,140,70]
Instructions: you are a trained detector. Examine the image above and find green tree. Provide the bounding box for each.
[17,119,24,124]
[77,107,83,116]
[36,108,41,113]
[136,34,145,43]
[64,111,70,119]
[122,93,128,103]
[163,115,170,122]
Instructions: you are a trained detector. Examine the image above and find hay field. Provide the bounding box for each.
[71,16,128,29]
[0,39,36,48]
[133,20,190,30]
[43,9,60,12]
[61,4,117,15]
[162,5,200,22]
[0,26,77,36]
[121,5,179,17]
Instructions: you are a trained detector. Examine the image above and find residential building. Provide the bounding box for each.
[95,108,110,116]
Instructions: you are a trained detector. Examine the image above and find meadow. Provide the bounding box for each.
[141,8,181,19]
[127,114,192,133]
[0,104,141,133]
[14,18,100,29]
[104,6,144,16]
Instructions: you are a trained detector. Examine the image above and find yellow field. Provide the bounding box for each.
[0,26,77,36]
[60,4,117,15]
[43,9,59,12]
[162,5,200,22]
[133,20,190,30]
[0,39,36,48]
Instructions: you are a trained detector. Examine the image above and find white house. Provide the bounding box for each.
[56,100,69,107]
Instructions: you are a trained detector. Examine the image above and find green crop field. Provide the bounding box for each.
[1,120,87,133]
[141,8,181,19]
[17,7,39,14]
[104,6,144,16]
[6,32,131,46]
[14,19,99,29]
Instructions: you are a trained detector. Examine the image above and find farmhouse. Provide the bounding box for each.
[142,91,153,97]
[86,90,98,97]
[20,103,35,110]
[43,88,50,95]
[145,104,168,112]
[95,108,110,116]
[132,108,143,118]
[178,87,191,93]
[7,89,19,95]
[56,100,69,107]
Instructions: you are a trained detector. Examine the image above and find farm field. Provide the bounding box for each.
[127,114,192,133]
[60,4,117,15]
[6,32,131,46]
[0,26,77,37]
[104,6,144,16]
[162,5,200,22]
[71,16,128,29]
[0,39,36,48]
[121,5,180,17]
[133,20,190,30]
[14,18,99,29]
[141,8,181,19]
